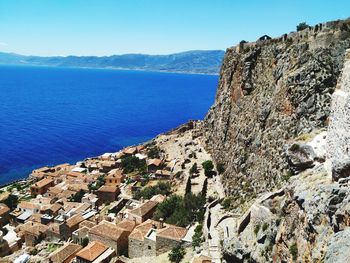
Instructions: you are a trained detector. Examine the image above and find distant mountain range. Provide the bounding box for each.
[0,50,225,74]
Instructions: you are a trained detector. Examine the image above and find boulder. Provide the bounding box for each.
[325,228,350,263]
[332,158,350,181]
[286,143,316,173]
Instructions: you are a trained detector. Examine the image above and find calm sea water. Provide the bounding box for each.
[0,65,218,185]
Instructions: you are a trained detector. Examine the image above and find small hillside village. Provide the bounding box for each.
[0,122,222,263]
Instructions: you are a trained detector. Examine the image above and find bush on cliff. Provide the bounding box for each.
[296,22,309,31]
[121,155,147,173]
[133,181,171,200]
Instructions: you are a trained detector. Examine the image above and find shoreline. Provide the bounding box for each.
[0,63,220,76]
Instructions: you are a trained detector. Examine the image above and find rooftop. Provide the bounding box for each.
[129,200,158,217]
[97,185,119,193]
[76,241,108,262]
[31,178,53,189]
[49,242,82,263]
[66,214,85,228]
[89,220,126,241]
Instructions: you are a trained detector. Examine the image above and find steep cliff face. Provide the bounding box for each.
[203,19,350,201]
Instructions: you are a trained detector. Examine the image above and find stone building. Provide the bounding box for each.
[0,203,10,227]
[88,220,130,255]
[105,169,125,187]
[59,214,85,241]
[125,200,158,224]
[0,230,10,257]
[96,186,120,206]
[128,219,187,258]
[30,178,54,196]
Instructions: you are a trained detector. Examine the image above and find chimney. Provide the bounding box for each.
[159,218,164,228]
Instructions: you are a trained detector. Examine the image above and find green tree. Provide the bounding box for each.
[192,224,203,249]
[296,22,309,31]
[69,190,85,202]
[202,160,214,177]
[201,178,208,198]
[81,237,89,247]
[168,245,185,263]
[133,182,171,200]
[147,146,160,159]
[4,194,18,209]
[185,177,191,196]
[121,155,147,173]
[189,163,198,175]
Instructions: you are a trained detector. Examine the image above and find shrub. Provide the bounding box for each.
[4,194,18,210]
[254,224,261,235]
[168,245,186,263]
[189,163,198,175]
[289,243,298,260]
[121,155,146,173]
[217,163,225,174]
[202,160,214,172]
[296,22,309,31]
[133,182,171,200]
[147,146,160,159]
[81,237,89,247]
[192,224,203,249]
[185,177,191,196]
[262,222,269,232]
[201,178,208,198]
[69,189,85,202]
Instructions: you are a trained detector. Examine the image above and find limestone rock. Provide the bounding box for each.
[324,228,350,263]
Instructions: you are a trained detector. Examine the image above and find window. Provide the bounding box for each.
[148,245,151,250]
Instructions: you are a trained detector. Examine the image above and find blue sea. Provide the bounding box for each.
[0,65,218,185]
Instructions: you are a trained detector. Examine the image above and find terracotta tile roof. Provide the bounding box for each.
[79,220,97,229]
[76,241,108,261]
[155,170,172,177]
[89,220,126,241]
[129,219,160,241]
[116,220,136,232]
[47,186,63,195]
[123,147,137,155]
[106,169,124,178]
[18,201,40,210]
[97,185,119,193]
[147,159,162,167]
[49,242,82,263]
[47,223,60,234]
[31,178,54,189]
[23,222,48,236]
[0,203,10,216]
[66,214,85,228]
[129,200,158,217]
[48,203,62,213]
[157,225,187,241]
[28,213,42,223]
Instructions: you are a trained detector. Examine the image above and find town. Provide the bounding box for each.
[0,122,222,263]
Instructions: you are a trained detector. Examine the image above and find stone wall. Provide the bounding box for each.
[128,238,144,258]
[155,236,181,255]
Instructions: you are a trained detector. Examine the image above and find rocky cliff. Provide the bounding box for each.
[203,19,350,203]
[200,19,350,262]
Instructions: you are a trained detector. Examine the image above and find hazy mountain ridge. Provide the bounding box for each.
[0,50,225,74]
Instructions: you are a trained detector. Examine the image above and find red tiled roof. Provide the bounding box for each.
[76,241,108,261]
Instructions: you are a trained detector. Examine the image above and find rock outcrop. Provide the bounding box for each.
[202,19,350,202]
[200,19,350,262]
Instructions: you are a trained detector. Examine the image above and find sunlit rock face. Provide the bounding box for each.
[327,50,350,181]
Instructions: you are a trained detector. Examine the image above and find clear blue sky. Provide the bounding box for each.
[0,0,349,56]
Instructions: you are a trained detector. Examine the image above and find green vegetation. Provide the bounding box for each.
[81,237,89,247]
[217,162,225,174]
[201,178,208,198]
[185,177,191,196]
[296,22,309,31]
[289,243,298,260]
[168,245,186,263]
[4,194,19,209]
[69,190,85,202]
[262,222,269,232]
[88,175,105,191]
[192,224,203,249]
[147,146,161,159]
[47,243,61,253]
[221,197,235,210]
[189,163,198,175]
[133,182,171,200]
[121,155,147,173]
[254,224,261,235]
[154,194,205,227]
[202,160,214,177]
